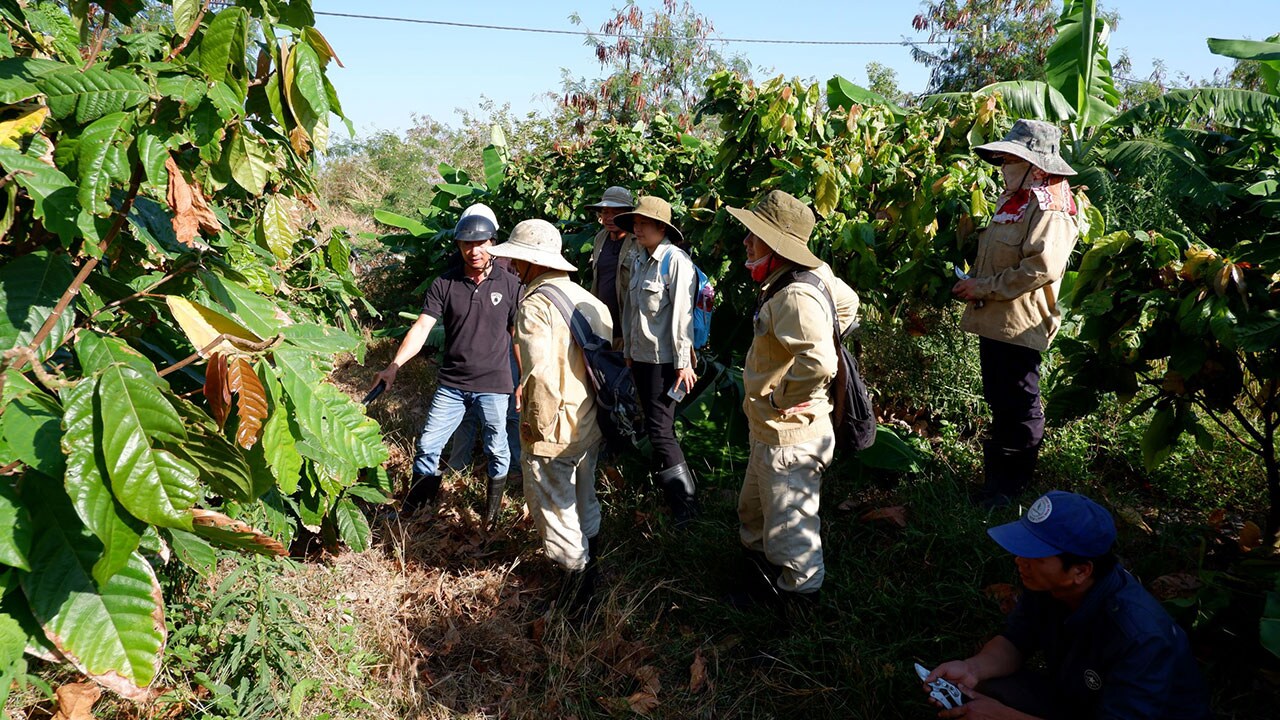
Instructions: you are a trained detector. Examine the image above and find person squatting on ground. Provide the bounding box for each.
[924,490,1210,720]
[726,190,858,607]
[486,219,612,610]
[585,185,637,349]
[952,119,1079,509]
[370,207,520,522]
[446,204,523,482]
[615,196,700,527]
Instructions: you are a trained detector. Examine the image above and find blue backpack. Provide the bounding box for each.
[659,251,715,349]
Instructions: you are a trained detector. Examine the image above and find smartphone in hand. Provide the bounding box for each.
[666,382,687,402]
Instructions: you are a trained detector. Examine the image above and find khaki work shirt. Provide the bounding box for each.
[589,228,637,306]
[515,272,612,458]
[743,262,859,446]
[960,204,1078,351]
[621,238,697,370]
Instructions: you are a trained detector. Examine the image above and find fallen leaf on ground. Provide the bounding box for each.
[689,648,708,693]
[837,498,860,512]
[1239,521,1263,552]
[983,583,1019,615]
[626,690,660,715]
[634,665,661,695]
[1114,506,1153,534]
[52,682,100,720]
[1149,573,1201,601]
[860,506,907,528]
[1207,509,1226,529]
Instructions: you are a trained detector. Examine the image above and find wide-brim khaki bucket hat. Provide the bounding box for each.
[973,119,1077,176]
[726,190,822,269]
[583,185,634,210]
[486,219,577,272]
[614,196,684,243]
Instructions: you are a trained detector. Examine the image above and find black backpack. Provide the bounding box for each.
[760,270,877,453]
[533,284,644,449]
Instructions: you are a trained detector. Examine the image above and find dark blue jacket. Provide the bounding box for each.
[1002,566,1210,720]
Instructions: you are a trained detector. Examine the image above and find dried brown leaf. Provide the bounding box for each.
[289,126,312,157]
[836,498,859,512]
[190,508,287,556]
[1114,506,1153,534]
[626,691,659,716]
[634,665,661,696]
[983,583,1019,615]
[1149,573,1202,601]
[1240,521,1263,552]
[52,682,100,720]
[860,506,907,528]
[688,649,707,693]
[1207,508,1226,529]
[203,352,230,428]
[227,356,267,449]
[165,156,219,249]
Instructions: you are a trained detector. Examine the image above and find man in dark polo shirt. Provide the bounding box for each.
[925,490,1210,720]
[370,211,521,522]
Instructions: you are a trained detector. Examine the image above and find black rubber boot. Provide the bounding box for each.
[587,534,603,569]
[484,474,507,527]
[401,473,442,515]
[558,565,599,621]
[654,463,698,529]
[976,441,1040,509]
[724,547,782,610]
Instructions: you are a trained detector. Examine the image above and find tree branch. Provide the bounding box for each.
[1193,397,1263,456]
[167,1,211,61]
[157,333,282,378]
[87,261,197,321]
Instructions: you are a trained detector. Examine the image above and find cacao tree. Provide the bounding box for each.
[0,0,388,701]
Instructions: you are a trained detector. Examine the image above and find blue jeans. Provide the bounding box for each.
[414,384,511,479]
[448,352,521,472]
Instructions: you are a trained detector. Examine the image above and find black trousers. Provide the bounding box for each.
[631,361,687,473]
[979,336,1045,452]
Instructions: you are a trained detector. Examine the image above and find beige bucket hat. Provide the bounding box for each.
[485,219,577,272]
[583,186,635,210]
[614,196,684,244]
[973,119,1077,176]
[726,190,822,269]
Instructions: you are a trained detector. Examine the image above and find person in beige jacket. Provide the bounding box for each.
[953,119,1079,508]
[486,219,611,610]
[726,190,858,606]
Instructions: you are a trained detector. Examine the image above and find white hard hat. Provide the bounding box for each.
[460,203,499,231]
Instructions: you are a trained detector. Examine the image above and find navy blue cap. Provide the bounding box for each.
[987,491,1117,558]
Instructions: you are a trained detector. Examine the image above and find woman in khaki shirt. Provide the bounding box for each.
[616,196,700,528]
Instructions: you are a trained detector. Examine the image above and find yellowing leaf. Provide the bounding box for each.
[814,171,839,218]
[260,194,299,263]
[0,104,49,149]
[165,297,263,358]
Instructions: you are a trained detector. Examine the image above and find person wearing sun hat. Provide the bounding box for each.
[584,186,637,345]
[723,189,858,608]
[924,490,1210,719]
[487,219,612,611]
[615,195,701,527]
[954,119,1081,509]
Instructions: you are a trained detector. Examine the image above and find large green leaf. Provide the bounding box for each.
[1104,138,1227,209]
[0,610,25,706]
[0,139,87,244]
[172,0,202,36]
[973,81,1077,123]
[97,365,198,529]
[1208,37,1280,95]
[258,361,302,494]
[61,378,145,586]
[279,323,359,355]
[166,398,254,503]
[372,209,431,237]
[855,426,924,473]
[76,111,132,215]
[1108,88,1280,133]
[1044,0,1120,130]
[260,193,298,262]
[0,251,75,362]
[826,75,906,115]
[2,384,64,477]
[333,498,370,552]
[0,480,32,571]
[164,529,216,578]
[19,480,164,700]
[35,66,149,125]
[0,57,66,103]
[225,128,273,196]
[202,272,293,338]
[1141,405,1182,470]
[287,40,329,138]
[197,5,248,101]
[75,332,163,384]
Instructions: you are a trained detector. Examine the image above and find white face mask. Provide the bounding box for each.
[1001,160,1033,189]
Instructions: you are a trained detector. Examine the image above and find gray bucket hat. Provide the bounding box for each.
[726,190,822,269]
[583,186,634,210]
[485,219,577,272]
[973,119,1077,176]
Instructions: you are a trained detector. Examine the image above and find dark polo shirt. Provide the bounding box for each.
[421,263,520,394]
[1001,566,1210,719]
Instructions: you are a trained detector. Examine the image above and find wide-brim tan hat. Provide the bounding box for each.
[726,190,822,269]
[583,185,635,210]
[974,118,1076,176]
[614,196,684,244]
[486,219,577,272]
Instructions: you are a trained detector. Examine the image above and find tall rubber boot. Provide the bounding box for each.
[724,547,782,610]
[401,473,442,515]
[654,463,698,529]
[484,474,507,528]
[1002,444,1040,501]
[975,441,1016,509]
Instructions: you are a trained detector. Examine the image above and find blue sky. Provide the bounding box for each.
[311,1,1279,137]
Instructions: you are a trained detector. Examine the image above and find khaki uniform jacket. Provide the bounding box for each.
[515,272,612,458]
[589,228,638,303]
[621,238,697,370]
[960,205,1077,352]
[743,262,859,446]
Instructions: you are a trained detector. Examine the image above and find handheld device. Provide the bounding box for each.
[666,382,687,402]
[914,663,964,710]
[362,380,387,405]
[953,265,970,280]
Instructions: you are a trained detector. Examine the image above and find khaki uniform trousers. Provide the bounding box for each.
[737,434,835,593]
[523,443,601,572]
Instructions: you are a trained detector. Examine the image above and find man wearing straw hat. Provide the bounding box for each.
[487,219,612,609]
[953,119,1080,508]
[584,186,637,346]
[725,190,858,607]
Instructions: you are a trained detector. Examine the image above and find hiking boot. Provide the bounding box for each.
[484,473,507,528]
[401,473,441,515]
[654,463,698,529]
[723,548,782,610]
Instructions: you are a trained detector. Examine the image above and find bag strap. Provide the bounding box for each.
[532,284,605,350]
[788,271,842,345]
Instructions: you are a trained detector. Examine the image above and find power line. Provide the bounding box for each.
[306,9,947,47]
